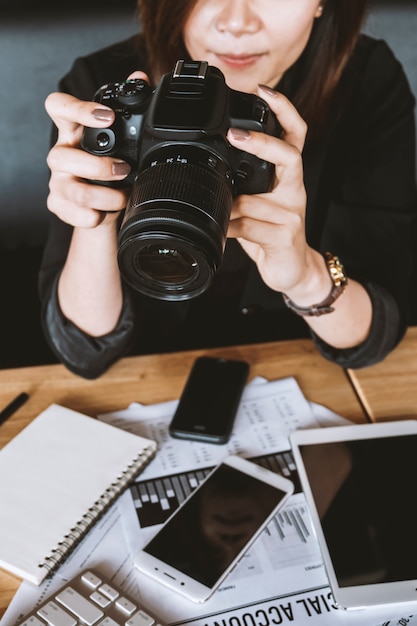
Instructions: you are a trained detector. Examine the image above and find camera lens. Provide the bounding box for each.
[135,245,198,284]
[117,145,233,301]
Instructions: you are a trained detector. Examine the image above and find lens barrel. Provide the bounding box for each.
[118,154,233,301]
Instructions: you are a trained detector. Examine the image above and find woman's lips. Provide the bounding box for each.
[215,53,262,69]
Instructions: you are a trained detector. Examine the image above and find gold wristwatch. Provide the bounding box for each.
[283,252,348,317]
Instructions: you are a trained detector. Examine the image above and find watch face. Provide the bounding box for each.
[326,253,348,289]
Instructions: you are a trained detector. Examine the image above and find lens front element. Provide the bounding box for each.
[137,245,198,285]
[118,149,233,301]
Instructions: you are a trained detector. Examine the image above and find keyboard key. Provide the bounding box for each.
[56,587,104,625]
[99,583,119,601]
[20,617,45,626]
[115,597,137,616]
[17,569,163,626]
[81,571,102,589]
[90,590,112,608]
[97,618,120,626]
[37,601,77,626]
[126,609,155,626]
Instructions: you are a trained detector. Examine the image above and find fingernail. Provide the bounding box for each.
[229,127,250,141]
[92,107,114,122]
[112,161,131,176]
[258,84,278,97]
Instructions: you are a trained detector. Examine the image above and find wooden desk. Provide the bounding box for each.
[348,325,417,422]
[0,338,365,617]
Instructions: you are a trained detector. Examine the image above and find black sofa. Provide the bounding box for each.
[0,0,416,369]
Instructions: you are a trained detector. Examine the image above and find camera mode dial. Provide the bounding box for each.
[117,79,152,108]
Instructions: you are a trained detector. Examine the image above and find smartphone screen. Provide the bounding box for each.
[169,356,249,444]
[134,456,294,602]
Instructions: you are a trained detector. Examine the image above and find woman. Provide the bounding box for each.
[40,0,417,379]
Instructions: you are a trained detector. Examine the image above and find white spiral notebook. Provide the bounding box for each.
[0,404,156,585]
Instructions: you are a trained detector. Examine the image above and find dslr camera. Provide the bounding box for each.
[82,60,280,301]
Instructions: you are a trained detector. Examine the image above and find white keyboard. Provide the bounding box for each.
[17,569,164,626]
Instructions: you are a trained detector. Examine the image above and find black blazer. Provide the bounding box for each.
[40,34,417,378]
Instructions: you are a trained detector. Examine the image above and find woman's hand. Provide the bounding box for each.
[227,85,328,300]
[44,72,149,338]
[44,71,149,229]
[227,84,373,348]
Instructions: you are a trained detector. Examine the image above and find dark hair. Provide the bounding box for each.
[137,0,370,132]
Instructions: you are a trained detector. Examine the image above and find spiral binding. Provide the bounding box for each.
[38,445,156,576]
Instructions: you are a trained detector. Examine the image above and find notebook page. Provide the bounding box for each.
[0,404,156,584]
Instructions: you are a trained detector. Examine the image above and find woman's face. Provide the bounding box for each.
[183,0,323,94]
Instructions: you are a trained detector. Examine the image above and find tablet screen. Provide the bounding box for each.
[299,434,417,586]
[291,422,417,609]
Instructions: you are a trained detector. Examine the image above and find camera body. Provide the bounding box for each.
[82,60,280,301]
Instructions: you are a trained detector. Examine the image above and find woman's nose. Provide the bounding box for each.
[215,0,261,36]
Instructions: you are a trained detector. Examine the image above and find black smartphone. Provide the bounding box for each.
[169,356,250,444]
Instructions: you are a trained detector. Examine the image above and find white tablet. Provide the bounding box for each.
[290,419,417,611]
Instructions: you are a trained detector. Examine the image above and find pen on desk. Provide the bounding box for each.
[0,392,29,426]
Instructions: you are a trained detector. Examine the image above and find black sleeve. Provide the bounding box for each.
[39,38,145,379]
[311,38,417,368]
[312,281,401,368]
[39,37,417,376]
